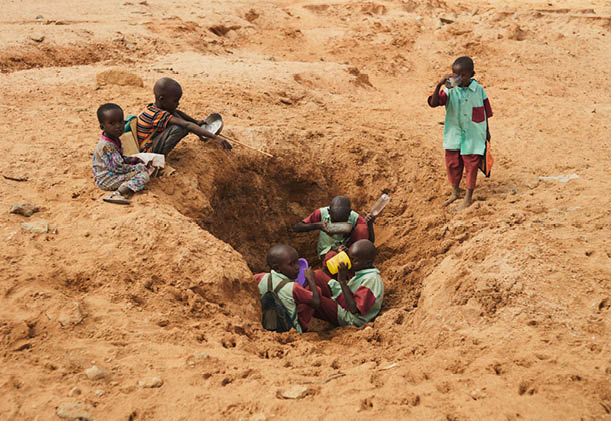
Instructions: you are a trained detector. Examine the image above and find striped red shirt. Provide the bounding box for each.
[136,104,172,152]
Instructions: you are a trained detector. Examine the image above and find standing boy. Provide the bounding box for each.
[136,77,232,156]
[293,196,375,265]
[428,56,493,209]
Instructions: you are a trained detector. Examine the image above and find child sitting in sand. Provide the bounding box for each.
[428,56,493,209]
[293,196,375,266]
[92,103,152,205]
[136,77,232,156]
[310,239,384,327]
[255,245,321,333]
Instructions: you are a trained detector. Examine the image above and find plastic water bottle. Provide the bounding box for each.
[445,75,461,88]
[370,194,390,217]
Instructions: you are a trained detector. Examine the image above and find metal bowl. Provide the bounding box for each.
[201,112,224,135]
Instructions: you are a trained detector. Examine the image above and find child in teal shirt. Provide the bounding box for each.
[428,56,493,209]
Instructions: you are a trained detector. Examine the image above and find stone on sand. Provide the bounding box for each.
[10,203,40,217]
[56,403,93,421]
[138,377,163,388]
[277,385,310,399]
[84,366,106,381]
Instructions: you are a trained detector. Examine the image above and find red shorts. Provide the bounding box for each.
[445,150,481,190]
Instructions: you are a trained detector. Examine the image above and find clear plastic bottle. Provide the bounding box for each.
[445,75,462,88]
[370,193,390,217]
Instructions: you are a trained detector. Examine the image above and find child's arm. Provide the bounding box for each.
[337,263,359,314]
[304,269,320,309]
[428,74,452,107]
[365,213,376,243]
[293,221,329,233]
[167,115,232,150]
[174,110,202,125]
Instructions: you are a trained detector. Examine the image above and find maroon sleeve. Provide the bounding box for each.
[302,208,322,224]
[348,223,369,245]
[353,286,376,315]
[427,89,448,107]
[292,283,313,305]
[254,273,266,283]
[484,98,493,118]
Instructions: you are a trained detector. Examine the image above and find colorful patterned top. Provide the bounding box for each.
[92,133,142,189]
[328,267,384,327]
[136,103,172,152]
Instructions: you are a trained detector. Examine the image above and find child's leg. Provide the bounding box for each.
[150,125,189,156]
[121,166,151,193]
[313,269,333,297]
[458,154,481,209]
[313,296,340,325]
[444,150,463,206]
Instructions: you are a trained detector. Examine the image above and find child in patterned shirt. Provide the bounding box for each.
[92,103,152,205]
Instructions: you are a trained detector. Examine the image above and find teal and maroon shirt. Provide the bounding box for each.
[327,267,384,327]
[428,79,493,155]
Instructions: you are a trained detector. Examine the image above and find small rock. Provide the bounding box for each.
[439,15,455,24]
[21,221,48,233]
[277,385,310,399]
[95,389,105,397]
[138,377,163,388]
[35,15,44,20]
[471,7,479,16]
[29,34,45,42]
[10,203,40,217]
[84,365,106,381]
[68,387,81,397]
[435,19,443,29]
[56,403,93,421]
[157,319,169,327]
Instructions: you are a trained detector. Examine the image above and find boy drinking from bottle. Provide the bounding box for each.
[428,56,493,209]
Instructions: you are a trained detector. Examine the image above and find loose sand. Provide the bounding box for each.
[1,0,610,419]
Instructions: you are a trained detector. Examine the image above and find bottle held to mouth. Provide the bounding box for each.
[445,75,461,88]
[370,193,390,217]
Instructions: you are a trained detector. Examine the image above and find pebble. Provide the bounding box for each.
[21,221,48,233]
[95,389,105,397]
[35,15,44,20]
[138,377,163,388]
[10,203,40,217]
[277,385,310,399]
[84,366,106,381]
[67,387,81,397]
[56,403,93,421]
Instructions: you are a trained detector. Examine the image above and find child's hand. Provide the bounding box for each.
[438,74,453,86]
[365,213,377,224]
[214,136,232,150]
[337,262,349,280]
[304,268,315,282]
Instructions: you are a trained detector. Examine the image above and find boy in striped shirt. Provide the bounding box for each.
[136,77,232,156]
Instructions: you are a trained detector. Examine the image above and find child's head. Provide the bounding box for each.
[452,56,475,87]
[329,196,352,223]
[266,244,300,280]
[153,77,183,113]
[97,103,124,140]
[347,239,376,271]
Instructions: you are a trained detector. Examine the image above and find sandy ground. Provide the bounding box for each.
[1,0,610,420]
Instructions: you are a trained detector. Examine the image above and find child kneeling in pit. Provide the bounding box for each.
[92,103,153,205]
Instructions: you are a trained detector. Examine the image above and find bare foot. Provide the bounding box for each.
[456,196,473,210]
[443,186,463,207]
[443,194,460,207]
